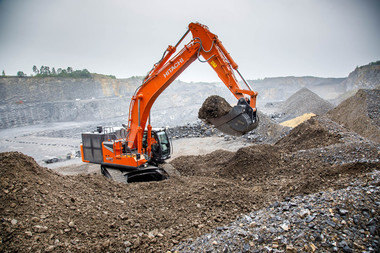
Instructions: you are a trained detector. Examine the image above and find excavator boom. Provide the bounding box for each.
[127,22,258,151]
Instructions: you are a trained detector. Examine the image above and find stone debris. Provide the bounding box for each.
[173,171,380,253]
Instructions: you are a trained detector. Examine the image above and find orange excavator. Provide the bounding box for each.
[80,22,259,183]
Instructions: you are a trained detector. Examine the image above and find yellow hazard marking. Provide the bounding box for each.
[210,60,217,68]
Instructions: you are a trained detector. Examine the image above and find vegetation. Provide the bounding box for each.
[17,71,26,77]
[32,66,92,78]
[369,60,380,66]
[356,60,380,70]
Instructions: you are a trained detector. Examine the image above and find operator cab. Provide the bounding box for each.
[143,128,171,164]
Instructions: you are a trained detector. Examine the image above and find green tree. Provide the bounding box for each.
[17,71,26,77]
[32,65,39,75]
[51,67,56,75]
[2,70,5,76]
[67,67,73,73]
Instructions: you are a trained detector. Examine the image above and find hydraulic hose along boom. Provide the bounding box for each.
[80,22,259,183]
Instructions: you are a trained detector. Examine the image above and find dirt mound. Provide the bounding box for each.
[327,89,380,143]
[198,95,232,122]
[171,116,379,194]
[171,149,235,177]
[0,152,262,252]
[219,144,283,181]
[278,87,334,122]
[276,116,343,152]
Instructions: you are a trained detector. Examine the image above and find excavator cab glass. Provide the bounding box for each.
[143,129,171,163]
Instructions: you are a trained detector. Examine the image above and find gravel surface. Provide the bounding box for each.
[173,171,380,253]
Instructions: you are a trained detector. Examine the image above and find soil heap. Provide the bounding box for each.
[198,95,232,123]
[0,152,262,252]
[277,87,334,122]
[327,89,380,143]
[171,116,379,187]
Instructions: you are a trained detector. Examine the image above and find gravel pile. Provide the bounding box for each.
[173,171,380,253]
[167,113,288,144]
[166,121,216,139]
[327,89,380,143]
[277,88,334,122]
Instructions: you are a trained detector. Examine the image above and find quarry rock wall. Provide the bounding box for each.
[0,77,136,128]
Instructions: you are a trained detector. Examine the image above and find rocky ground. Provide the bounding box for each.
[173,170,380,252]
[1,114,379,252]
[0,89,379,252]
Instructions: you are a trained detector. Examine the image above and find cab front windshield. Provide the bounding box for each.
[156,131,169,156]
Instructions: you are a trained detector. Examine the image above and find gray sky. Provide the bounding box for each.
[1,0,379,82]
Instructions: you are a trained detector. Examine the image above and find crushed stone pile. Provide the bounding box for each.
[277,87,334,122]
[173,171,380,252]
[198,95,232,123]
[327,89,380,143]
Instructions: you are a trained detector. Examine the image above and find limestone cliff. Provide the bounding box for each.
[342,62,380,91]
[0,76,138,128]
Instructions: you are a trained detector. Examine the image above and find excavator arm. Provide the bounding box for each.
[127,22,259,154]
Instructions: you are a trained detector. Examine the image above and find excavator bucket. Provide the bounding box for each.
[207,98,259,136]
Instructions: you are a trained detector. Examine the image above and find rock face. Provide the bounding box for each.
[0,76,139,129]
[342,62,380,90]
[0,75,140,104]
[327,89,380,143]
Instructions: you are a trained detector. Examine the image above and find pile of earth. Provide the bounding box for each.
[0,152,259,252]
[198,95,232,123]
[171,116,379,195]
[1,116,379,252]
[326,89,380,143]
[275,87,334,122]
